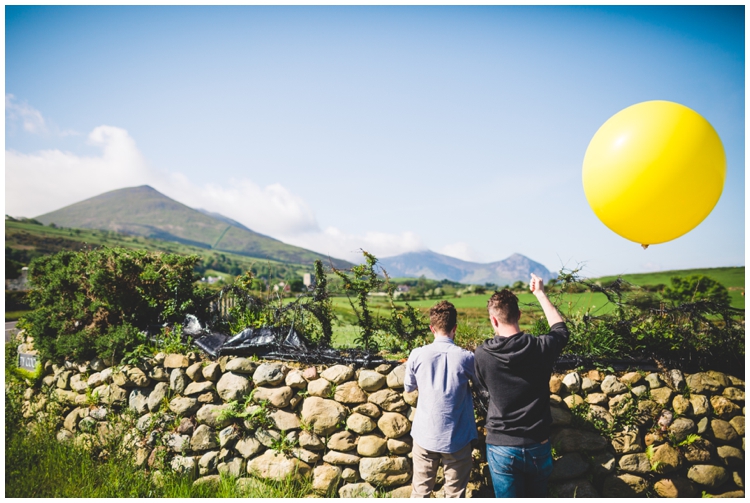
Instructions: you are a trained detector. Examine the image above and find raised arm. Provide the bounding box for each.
[530,273,563,327]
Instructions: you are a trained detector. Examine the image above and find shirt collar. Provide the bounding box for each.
[433,336,455,344]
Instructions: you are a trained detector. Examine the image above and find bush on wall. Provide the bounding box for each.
[20,247,213,362]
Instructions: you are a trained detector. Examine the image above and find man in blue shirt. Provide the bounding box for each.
[404,300,477,498]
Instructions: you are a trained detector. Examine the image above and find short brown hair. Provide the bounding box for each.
[430,300,458,334]
[487,289,521,324]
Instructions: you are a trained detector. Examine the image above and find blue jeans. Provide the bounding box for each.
[486,441,554,498]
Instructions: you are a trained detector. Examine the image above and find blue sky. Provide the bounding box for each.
[5,6,745,277]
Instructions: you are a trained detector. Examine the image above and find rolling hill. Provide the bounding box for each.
[378,250,554,285]
[34,185,351,268]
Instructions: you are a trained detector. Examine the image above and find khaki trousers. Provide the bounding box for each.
[411,441,473,498]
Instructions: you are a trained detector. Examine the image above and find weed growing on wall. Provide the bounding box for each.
[332,251,430,353]
[333,251,383,351]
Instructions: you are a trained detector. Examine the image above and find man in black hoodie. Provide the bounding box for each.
[474,273,569,497]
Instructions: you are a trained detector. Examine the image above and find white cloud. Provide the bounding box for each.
[6,94,47,134]
[437,242,485,263]
[6,126,152,217]
[279,227,426,265]
[5,94,79,137]
[159,178,319,237]
[5,120,427,264]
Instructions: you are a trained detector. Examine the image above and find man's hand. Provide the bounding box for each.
[530,273,563,326]
[530,273,544,295]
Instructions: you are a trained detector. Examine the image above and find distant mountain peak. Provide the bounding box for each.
[379,249,553,285]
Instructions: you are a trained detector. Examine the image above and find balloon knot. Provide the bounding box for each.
[641,244,650,250]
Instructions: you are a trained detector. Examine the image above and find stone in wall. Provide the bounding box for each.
[359,370,386,392]
[301,397,347,436]
[358,435,387,457]
[602,473,649,497]
[313,464,341,494]
[321,365,355,384]
[347,413,377,434]
[386,365,406,389]
[653,477,698,498]
[164,354,190,369]
[352,403,381,419]
[339,482,377,498]
[216,372,251,402]
[359,456,411,487]
[368,389,407,412]
[687,465,730,488]
[202,362,222,381]
[328,431,358,452]
[334,381,368,404]
[246,450,311,482]
[225,358,257,375]
[285,369,307,389]
[299,430,325,451]
[308,378,332,397]
[378,412,411,439]
[253,386,293,408]
[323,450,362,466]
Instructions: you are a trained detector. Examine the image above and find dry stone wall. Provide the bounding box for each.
[19,349,745,498]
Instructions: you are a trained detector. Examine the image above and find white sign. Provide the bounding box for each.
[18,353,38,371]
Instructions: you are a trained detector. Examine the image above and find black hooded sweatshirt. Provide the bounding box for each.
[474,322,569,446]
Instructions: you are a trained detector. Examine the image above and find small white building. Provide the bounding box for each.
[273,282,291,293]
[5,267,29,291]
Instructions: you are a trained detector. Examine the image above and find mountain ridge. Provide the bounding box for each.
[34,185,352,268]
[378,250,554,285]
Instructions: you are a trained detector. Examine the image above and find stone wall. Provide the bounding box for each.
[19,351,745,498]
[547,369,744,498]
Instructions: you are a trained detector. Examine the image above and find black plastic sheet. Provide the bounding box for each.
[186,315,399,369]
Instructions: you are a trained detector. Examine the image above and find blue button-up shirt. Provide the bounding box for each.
[404,336,477,453]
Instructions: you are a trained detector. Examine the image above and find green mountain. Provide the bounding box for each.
[34,185,351,268]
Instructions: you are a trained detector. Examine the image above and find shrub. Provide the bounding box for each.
[332,251,430,352]
[556,268,744,374]
[663,275,730,307]
[20,247,212,362]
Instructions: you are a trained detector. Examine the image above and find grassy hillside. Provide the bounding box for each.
[593,267,745,289]
[33,185,351,268]
[5,220,313,284]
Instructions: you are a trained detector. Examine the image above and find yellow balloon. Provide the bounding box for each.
[582,100,726,247]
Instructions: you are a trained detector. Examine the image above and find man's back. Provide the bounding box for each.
[405,338,477,453]
[474,323,569,445]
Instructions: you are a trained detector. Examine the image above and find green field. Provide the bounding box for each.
[325,266,745,347]
[594,266,745,288]
[593,266,744,310]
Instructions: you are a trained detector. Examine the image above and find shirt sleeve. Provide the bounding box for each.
[536,322,570,361]
[472,348,489,396]
[403,350,418,392]
[464,351,477,384]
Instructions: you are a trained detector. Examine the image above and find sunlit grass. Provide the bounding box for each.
[5,420,319,498]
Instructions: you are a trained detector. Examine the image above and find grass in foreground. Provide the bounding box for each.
[5,419,318,498]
